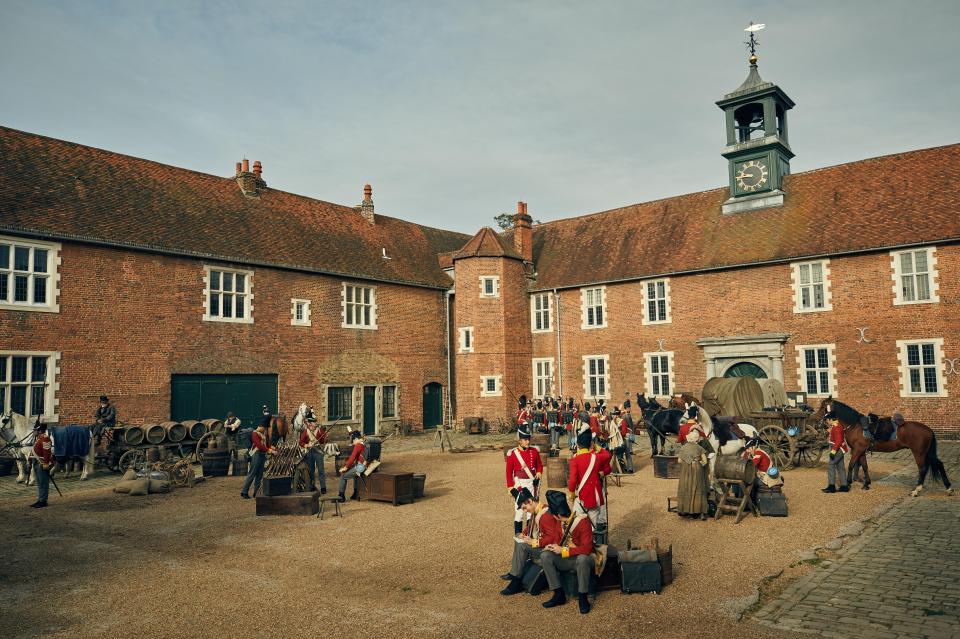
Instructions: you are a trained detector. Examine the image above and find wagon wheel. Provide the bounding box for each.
[194,432,224,462]
[171,460,193,487]
[793,439,825,468]
[757,425,796,471]
[118,449,146,474]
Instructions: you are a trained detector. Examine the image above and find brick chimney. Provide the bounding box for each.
[513,201,533,262]
[235,158,266,198]
[357,183,375,224]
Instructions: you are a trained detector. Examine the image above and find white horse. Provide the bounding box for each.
[684,403,759,480]
[1,410,38,484]
[291,402,314,435]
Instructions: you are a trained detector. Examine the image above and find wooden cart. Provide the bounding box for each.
[746,410,829,471]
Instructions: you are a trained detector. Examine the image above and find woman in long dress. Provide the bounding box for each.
[676,429,709,519]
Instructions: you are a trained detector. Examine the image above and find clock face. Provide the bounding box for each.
[735,159,769,192]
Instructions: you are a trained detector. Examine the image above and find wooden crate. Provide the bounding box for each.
[360,471,414,506]
[653,455,679,479]
[256,492,319,516]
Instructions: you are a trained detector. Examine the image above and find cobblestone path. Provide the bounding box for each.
[754,442,959,639]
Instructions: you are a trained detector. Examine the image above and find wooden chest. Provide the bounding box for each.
[653,455,679,479]
[256,492,319,516]
[360,471,414,506]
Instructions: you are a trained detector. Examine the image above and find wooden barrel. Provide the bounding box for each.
[122,426,145,446]
[183,420,205,440]
[202,418,224,433]
[231,456,249,477]
[714,455,757,484]
[201,447,230,477]
[144,423,166,445]
[653,455,679,479]
[145,446,160,463]
[161,421,187,443]
[531,432,551,450]
[546,456,569,488]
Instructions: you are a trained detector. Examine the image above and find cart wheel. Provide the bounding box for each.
[793,442,825,468]
[194,432,221,462]
[757,425,797,470]
[171,461,192,486]
[118,449,145,474]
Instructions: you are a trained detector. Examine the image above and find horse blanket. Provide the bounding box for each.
[50,425,91,458]
[701,377,764,418]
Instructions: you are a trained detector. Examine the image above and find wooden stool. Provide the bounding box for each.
[318,495,342,520]
[714,479,757,524]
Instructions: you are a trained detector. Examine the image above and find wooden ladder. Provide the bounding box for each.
[714,479,758,524]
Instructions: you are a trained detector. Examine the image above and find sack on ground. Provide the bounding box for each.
[148,479,172,494]
[113,479,138,494]
[127,477,150,496]
[122,468,137,481]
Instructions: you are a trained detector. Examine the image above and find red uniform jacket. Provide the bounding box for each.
[618,418,630,438]
[505,446,543,488]
[33,432,53,465]
[750,448,772,473]
[524,504,563,547]
[568,450,606,509]
[589,414,600,436]
[516,408,530,425]
[344,442,366,470]
[829,423,849,453]
[298,427,327,449]
[251,429,270,453]
[562,515,594,558]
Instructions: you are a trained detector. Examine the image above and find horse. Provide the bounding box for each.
[645,408,685,456]
[670,393,701,410]
[49,424,96,480]
[813,398,952,497]
[0,411,38,484]
[683,403,758,481]
[291,402,312,435]
[266,413,289,445]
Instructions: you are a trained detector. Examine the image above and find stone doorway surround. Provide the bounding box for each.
[696,333,790,382]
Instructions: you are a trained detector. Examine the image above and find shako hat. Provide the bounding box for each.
[546,490,571,518]
[517,427,532,440]
[576,427,593,449]
[515,487,535,509]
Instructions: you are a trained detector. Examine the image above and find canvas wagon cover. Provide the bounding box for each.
[701,377,764,417]
[758,379,789,408]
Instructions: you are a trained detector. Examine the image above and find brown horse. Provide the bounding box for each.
[813,398,952,496]
[266,413,289,445]
[669,393,701,411]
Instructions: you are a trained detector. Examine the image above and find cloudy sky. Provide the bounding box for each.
[2,1,959,232]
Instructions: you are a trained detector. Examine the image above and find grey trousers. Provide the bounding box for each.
[549,425,561,448]
[301,449,326,490]
[510,543,543,578]
[34,460,50,502]
[338,466,361,496]
[541,552,594,593]
[828,452,848,487]
[241,451,266,496]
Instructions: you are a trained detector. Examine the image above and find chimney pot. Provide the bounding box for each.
[242,158,250,173]
[235,162,242,176]
[513,200,533,262]
[364,183,372,200]
[253,160,262,177]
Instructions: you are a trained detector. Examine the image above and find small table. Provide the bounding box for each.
[318,495,343,520]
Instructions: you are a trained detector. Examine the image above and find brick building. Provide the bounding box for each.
[2,57,959,435]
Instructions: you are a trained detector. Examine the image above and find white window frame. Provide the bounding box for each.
[203,265,254,324]
[0,350,61,422]
[341,283,378,329]
[291,298,312,327]
[532,358,555,397]
[458,327,474,353]
[896,339,947,398]
[791,259,833,313]
[480,375,502,397]
[795,344,838,398]
[641,278,672,325]
[580,286,607,329]
[531,292,553,333]
[479,276,500,298]
[891,247,939,306]
[0,235,61,313]
[582,355,610,400]
[644,351,674,398]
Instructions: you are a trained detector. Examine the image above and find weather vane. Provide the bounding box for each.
[744,21,765,61]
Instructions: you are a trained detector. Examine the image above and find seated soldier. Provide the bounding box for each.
[540,495,594,614]
[500,489,565,596]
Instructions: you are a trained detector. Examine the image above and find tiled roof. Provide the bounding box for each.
[530,144,960,291]
[452,226,522,261]
[0,126,469,289]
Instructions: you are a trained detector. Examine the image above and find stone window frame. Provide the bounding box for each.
[896,338,948,398]
[202,265,254,324]
[795,343,838,398]
[479,275,500,298]
[891,247,940,306]
[791,259,833,313]
[458,327,474,353]
[341,282,378,330]
[531,292,553,333]
[641,278,672,325]
[644,351,674,398]
[291,298,312,327]
[582,355,610,400]
[580,286,607,330]
[0,350,61,422]
[532,357,555,397]
[480,375,502,397]
[0,235,61,313]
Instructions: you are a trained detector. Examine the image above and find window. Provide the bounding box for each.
[0,236,60,313]
[291,299,311,326]
[204,266,253,323]
[327,386,353,420]
[458,327,474,353]
[581,286,607,329]
[0,352,58,420]
[642,278,671,324]
[645,352,674,397]
[382,385,397,418]
[342,283,377,329]
[891,248,939,305]
[480,375,502,397]
[533,358,554,397]
[897,339,946,397]
[479,276,500,298]
[796,345,836,397]
[531,293,552,333]
[792,260,832,313]
[583,355,609,399]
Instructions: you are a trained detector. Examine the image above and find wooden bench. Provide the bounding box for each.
[318,494,343,520]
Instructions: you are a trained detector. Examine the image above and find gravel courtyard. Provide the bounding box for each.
[0,435,931,639]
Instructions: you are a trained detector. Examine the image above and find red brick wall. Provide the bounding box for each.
[0,242,449,431]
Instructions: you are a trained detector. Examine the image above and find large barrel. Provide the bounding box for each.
[183,420,205,440]
[530,432,551,451]
[714,455,757,484]
[546,456,569,488]
[231,456,249,477]
[122,426,145,446]
[161,421,187,443]
[144,423,166,445]
[201,444,230,477]
[202,418,224,433]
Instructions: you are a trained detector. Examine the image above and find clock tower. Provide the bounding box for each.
[716,45,795,214]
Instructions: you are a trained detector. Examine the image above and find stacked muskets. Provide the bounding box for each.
[264,443,303,478]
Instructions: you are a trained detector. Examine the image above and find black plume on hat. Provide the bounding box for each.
[350,430,362,441]
[515,487,535,509]
[546,490,571,518]
[584,401,591,411]
[517,427,531,439]
[576,427,593,449]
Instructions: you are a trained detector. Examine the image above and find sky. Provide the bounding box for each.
[2,1,959,233]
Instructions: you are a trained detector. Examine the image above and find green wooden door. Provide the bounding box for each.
[422,382,442,429]
[363,386,377,435]
[171,374,278,429]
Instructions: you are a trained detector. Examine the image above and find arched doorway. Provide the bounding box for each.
[422,382,443,429]
[724,362,768,379]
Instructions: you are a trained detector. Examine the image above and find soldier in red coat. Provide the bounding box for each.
[568,427,608,528]
[506,427,543,535]
[500,488,565,592]
[30,423,54,508]
[823,418,850,493]
[540,498,595,614]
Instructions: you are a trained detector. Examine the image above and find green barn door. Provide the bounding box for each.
[422,382,442,429]
[171,374,278,429]
[363,386,377,435]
